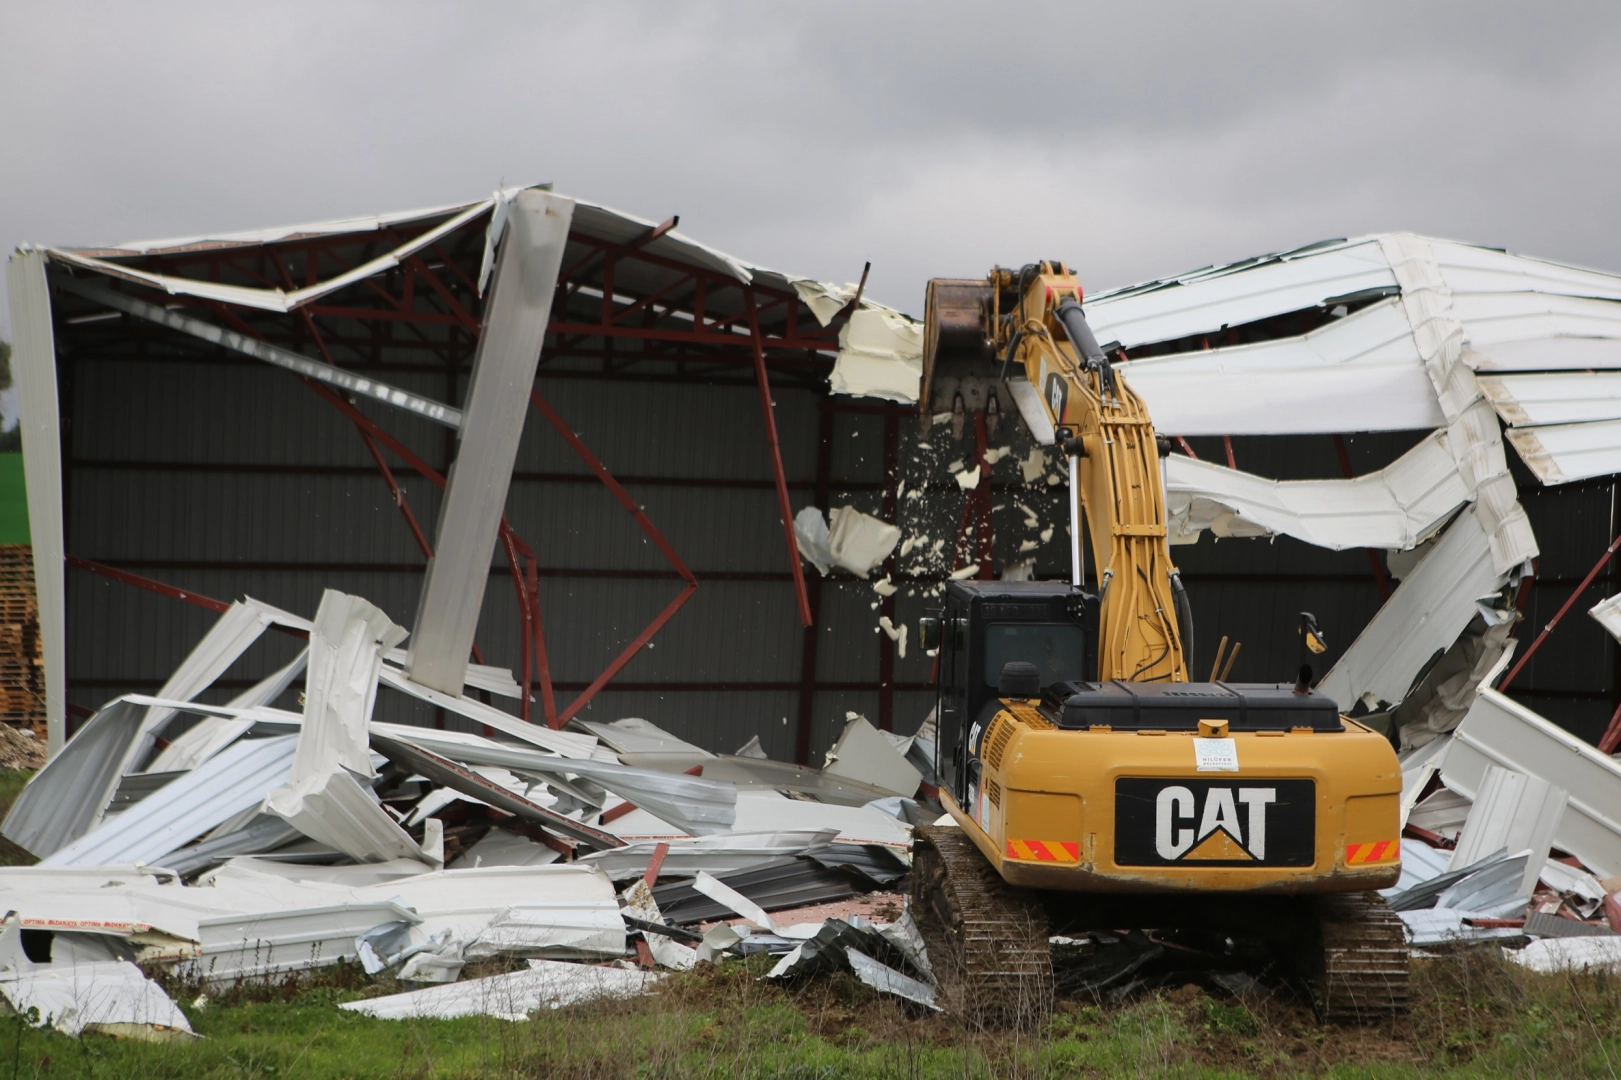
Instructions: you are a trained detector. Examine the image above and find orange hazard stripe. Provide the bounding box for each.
[1006,840,1080,863]
[1345,840,1399,865]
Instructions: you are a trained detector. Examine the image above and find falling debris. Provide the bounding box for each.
[794,506,900,579]
[877,616,908,658]
[954,467,981,491]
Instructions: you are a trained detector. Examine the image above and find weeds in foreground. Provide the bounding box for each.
[0,948,1618,1078]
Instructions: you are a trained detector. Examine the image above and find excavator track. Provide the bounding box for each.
[1307,890,1409,1024]
[911,825,1053,1028]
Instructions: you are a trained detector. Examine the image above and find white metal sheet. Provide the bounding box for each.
[1165,429,1469,549]
[1442,688,1621,879]
[127,600,281,778]
[1118,299,1445,435]
[188,900,419,983]
[40,735,297,868]
[353,865,620,955]
[822,716,922,797]
[148,647,310,773]
[266,763,426,865]
[1318,507,1506,712]
[1083,239,1397,349]
[1,698,144,857]
[1447,766,1568,898]
[5,251,65,755]
[377,667,597,758]
[296,590,407,782]
[339,959,659,1020]
[608,790,912,853]
[46,197,496,314]
[1503,418,1621,484]
[1480,371,1621,426]
[0,956,194,1039]
[409,189,574,695]
[1426,238,1621,305]
[1453,292,1621,364]
[1591,593,1621,644]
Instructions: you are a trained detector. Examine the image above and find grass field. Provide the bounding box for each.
[0,934,1614,1078]
[2,770,1619,1078]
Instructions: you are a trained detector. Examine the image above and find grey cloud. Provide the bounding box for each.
[3,1,1618,334]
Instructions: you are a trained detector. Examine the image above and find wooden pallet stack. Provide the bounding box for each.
[0,546,43,731]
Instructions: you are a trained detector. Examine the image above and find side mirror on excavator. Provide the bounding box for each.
[918,617,941,652]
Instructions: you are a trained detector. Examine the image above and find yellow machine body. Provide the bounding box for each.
[924,263,1404,898]
[942,704,1402,893]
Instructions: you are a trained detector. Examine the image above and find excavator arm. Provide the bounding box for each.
[988,263,1189,683]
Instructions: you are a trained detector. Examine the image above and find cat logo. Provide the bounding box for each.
[1155,785,1275,861]
[1114,777,1315,867]
[1045,371,1068,426]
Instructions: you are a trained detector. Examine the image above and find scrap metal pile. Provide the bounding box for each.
[1383,681,1621,970]
[0,589,937,1036]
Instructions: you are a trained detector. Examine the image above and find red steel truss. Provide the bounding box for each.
[57,202,849,739]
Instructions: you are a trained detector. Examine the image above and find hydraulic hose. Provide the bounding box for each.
[1169,570,1194,680]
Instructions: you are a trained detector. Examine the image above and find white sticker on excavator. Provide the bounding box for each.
[1193,739,1239,772]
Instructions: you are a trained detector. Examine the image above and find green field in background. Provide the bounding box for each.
[0,452,28,544]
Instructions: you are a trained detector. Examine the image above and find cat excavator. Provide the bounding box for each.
[911,263,1407,1025]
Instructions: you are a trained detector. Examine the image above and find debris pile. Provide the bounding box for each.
[1383,684,1621,969]
[0,723,45,771]
[0,589,931,1033]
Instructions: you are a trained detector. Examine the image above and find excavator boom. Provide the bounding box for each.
[992,264,1189,682]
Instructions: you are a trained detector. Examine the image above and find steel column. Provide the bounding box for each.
[746,288,813,627]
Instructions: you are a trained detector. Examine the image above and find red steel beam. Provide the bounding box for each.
[746,288,813,628]
[1599,702,1621,755]
[529,390,698,587]
[1499,529,1621,692]
[404,255,481,332]
[527,389,700,724]
[67,555,231,615]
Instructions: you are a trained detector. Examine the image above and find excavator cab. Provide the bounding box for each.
[924,580,1097,806]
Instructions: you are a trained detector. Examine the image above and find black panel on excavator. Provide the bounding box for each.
[1044,680,1343,732]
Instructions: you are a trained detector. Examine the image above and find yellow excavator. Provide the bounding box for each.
[912,263,1406,1025]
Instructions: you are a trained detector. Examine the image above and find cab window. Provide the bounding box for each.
[984,622,1087,689]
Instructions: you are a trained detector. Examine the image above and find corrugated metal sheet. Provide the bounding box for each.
[1121,299,1444,436]
[1318,506,1506,712]
[1505,418,1621,485]
[41,734,297,868]
[1442,689,1621,879]
[1480,371,1621,426]
[1165,429,1468,549]
[1083,238,1398,349]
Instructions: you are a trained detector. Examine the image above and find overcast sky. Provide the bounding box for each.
[3,2,1619,336]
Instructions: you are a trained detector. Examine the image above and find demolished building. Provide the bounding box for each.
[8,197,1621,1027]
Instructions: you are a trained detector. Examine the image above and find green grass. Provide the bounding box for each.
[0,771,31,812]
[0,769,37,866]
[0,948,1616,1079]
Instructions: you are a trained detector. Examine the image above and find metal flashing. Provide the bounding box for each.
[408,190,574,696]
